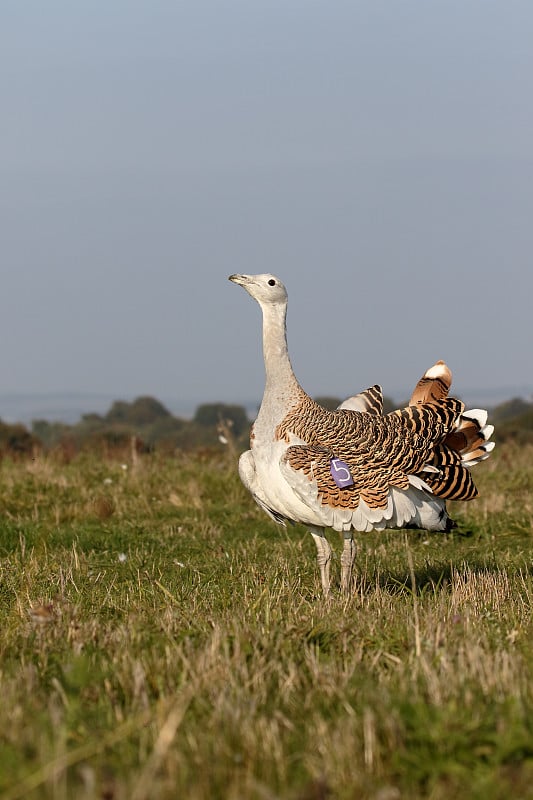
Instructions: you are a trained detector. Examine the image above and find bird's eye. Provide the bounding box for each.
[268,279,276,286]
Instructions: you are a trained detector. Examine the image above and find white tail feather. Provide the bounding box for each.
[408,474,433,493]
[481,424,494,441]
[461,408,488,428]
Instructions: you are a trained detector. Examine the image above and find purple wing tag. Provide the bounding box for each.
[329,458,354,488]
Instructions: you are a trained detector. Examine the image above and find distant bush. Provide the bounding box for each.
[383,396,398,414]
[491,397,531,423]
[487,397,533,443]
[144,416,186,448]
[0,420,39,456]
[104,401,130,425]
[32,419,72,449]
[194,403,249,437]
[106,396,171,426]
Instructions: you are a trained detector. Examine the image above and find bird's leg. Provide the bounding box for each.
[340,532,356,595]
[308,526,332,596]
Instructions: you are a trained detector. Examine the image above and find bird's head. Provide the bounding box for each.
[228,273,288,306]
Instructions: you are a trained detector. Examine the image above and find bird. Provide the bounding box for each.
[228,273,494,595]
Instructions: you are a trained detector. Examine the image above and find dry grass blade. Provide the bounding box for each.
[131,693,193,800]
[404,533,421,658]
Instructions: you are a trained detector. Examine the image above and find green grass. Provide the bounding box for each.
[0,444,532,799]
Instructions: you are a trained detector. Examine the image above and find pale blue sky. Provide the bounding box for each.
[1,1,532,418]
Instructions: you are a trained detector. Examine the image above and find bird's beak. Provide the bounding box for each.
[228,274,250,286]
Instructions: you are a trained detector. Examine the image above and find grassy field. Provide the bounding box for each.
[0,442,532,799]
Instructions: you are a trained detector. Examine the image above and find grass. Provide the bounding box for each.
[0,443,532,799]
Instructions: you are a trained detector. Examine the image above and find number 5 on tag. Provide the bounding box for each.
[330,458,354,488]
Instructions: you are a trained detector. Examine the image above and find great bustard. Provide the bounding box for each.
[229,273,494,595]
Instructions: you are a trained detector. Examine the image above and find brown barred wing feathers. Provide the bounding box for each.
[391,397,465,439]
[337,384,383,413]
[280,409,435,521]
[421,408,494,500]
[279,392,489,527]
[445,408,495,466]
[409,361,453,406]
[422,445,478,500]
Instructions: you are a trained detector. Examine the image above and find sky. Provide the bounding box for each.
[1,1,532,421]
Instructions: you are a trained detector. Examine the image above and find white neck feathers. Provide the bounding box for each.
[254,300,303,438]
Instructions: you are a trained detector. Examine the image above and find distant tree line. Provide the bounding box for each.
[30,397,249,455]
[0,393,532,458]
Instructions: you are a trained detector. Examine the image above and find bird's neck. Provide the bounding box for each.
[262,302,297,386]
[254,302,304,440]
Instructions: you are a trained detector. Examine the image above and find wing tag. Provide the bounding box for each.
[330,458,354,488]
